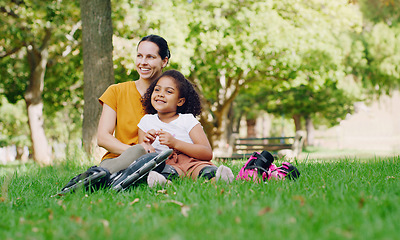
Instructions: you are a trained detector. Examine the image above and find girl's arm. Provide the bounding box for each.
[97,103,131,155]
[158,123,213,160]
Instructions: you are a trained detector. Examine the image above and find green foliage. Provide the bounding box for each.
[0,94,82,150]
[232,0,364,130]
[263,81,356,127]
[0,97,30,147]
[349,0,400,94]
[186,0,282,97]
[359,0,400,26]
[355,23,400,94]
[0,0,83,148]
[0,52,27,104]
[45,105,83,146]
[1,156,399,239]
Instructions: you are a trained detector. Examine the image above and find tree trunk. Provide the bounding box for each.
[81,0,114,158]
[246,118,256,138]
[292,114,303,132]
[200,102,230,155]
[25,40,52,165]
[305,116,315,146]
[198,77,241,157]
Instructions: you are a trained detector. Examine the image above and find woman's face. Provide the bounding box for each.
[136,41,168,82]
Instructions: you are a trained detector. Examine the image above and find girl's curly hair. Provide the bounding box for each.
[141,70,202,117]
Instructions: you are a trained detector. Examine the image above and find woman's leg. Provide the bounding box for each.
[99,145,147,174]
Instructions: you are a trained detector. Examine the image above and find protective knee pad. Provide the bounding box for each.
[198,165,218,180]
[160,164,179,180]
[60,166,110,193]
[109,152,160,188]
[88,167,111,192]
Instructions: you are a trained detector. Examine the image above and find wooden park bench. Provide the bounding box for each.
[228,131,305,159]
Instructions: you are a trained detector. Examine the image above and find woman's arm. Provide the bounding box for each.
[158,123,213,160]
[97,103,131,155]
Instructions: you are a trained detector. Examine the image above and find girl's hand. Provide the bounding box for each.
[144,129,158,144]
[158,130,176,148]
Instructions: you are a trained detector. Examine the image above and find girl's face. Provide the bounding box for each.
[136,41,168,82]
[151,76,185,115]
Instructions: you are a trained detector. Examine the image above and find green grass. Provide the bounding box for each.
[1,156,400,240]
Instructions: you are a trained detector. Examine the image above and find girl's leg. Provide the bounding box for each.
[99,145,147,174]
[215,165,234,182]
[165,151,234,182]
[166,151,216,179]
[197,165,234,182]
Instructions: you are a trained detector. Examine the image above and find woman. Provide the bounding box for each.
[97,34,170,174]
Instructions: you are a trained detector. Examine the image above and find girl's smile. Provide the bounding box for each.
[151,76,185,116]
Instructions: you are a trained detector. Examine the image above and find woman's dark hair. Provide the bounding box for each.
[141,70,202,117]
[138,35,171,61]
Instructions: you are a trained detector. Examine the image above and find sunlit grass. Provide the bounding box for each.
[1,156,399,239]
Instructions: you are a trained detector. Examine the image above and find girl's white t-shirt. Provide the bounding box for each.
[137,113,200,153]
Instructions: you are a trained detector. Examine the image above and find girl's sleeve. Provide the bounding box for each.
[186,114,201,132]
[137,115,150,132]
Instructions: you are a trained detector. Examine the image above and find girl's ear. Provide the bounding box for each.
[177,98,185,107]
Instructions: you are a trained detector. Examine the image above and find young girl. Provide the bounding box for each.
[138,70,234,187]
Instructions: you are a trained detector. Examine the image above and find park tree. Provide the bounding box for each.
[349,0,400,94]
[231,0,364,146]
[0,0,81,165]
[80,0,114,158]
[183,0,293,152]
[355,23,400,94]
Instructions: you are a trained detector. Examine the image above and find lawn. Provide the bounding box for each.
[1,155,399,240]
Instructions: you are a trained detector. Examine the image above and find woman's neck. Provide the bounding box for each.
[157,112,179,123]
[135,79,152,96]
[136,72,163,96]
